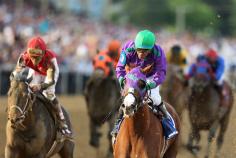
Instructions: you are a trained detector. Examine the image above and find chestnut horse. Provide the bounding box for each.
[187,60,233,158]
[113,66,180,158]
[5,69,74,158]
[161,64,189,119]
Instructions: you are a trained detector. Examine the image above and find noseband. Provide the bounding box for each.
[122,89,148,114]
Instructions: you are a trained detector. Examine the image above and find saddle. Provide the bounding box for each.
[34,93,58,125]
[145,98,164,119]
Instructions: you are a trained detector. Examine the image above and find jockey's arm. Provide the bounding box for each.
[116,51,127,82]
[147,46,167,89]
[215,57,225,80]
[16,55,26,70]
[41,58,59,90]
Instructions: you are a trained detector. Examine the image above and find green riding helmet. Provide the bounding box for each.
[135,30,156,50]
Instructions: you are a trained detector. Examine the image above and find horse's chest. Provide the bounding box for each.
[16,121,47,155]
[191,90,219,124]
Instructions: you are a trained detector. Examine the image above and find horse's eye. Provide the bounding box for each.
[137,80,146,89]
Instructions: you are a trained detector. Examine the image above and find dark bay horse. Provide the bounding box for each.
[84,55,121,157]
[187,61,234,158]
[5,69,74,158]
[113,66,180,158]
[161,64,189,119]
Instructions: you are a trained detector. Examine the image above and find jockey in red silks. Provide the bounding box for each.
[15,36,71,136]
[111,30,178,140]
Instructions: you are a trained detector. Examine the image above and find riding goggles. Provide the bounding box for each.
[27,48,44,56]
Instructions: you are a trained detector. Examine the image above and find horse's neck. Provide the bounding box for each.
[92,78,119,99]
[192,85,219,109]
[129,105,151,133]
[23,101,49,129]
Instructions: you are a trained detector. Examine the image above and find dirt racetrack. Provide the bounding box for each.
[0,95,236,158]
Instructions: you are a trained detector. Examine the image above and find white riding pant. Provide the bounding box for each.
[147,77,162,106]
[27,68,57,101]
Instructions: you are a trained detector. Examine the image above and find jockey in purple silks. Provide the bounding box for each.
[111,30,178,140]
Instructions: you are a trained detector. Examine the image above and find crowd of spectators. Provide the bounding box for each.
[0,3,235,94]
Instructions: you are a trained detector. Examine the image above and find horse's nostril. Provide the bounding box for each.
[10,119,15,123]
[121,104,125,108]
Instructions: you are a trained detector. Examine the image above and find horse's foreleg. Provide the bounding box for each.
[5,145,20,158]
[89,117,101,148]
[187,128,200,156]
[215,114,230,158]
[59,140,75,158]
[206,123,219,158]
[106,119,115,158]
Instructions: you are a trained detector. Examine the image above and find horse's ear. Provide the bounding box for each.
[140,63,154,74]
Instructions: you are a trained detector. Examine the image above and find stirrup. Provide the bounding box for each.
[166,131,178,140]
[110,125,119,137]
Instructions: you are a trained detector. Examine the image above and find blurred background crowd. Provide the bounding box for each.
[0,0,235,95]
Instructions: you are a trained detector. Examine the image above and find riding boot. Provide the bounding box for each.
[158,102,170,118]
[157,102,178,139]
[110,107,123,138]
[52,98,72,136]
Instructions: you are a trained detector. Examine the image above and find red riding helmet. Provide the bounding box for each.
[205,49,218,61]
[27,36,47,53]
[27,36,47,65]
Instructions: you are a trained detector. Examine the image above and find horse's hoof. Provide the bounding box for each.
[186,144,200,156]
[89,139,99,148]
[186,143,193,151]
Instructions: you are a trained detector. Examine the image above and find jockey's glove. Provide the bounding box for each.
[30,84,42,92]
[146,80,157,90]
[118,77,125,89]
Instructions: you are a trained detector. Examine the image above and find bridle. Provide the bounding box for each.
[8,81,35,128]
[121,87,150,115]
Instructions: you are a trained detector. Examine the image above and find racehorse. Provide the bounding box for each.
[113,66,180,158]
[187,60,234,158]
[5,68,74,158]
[84,54,121,157]
[161,64,189,120]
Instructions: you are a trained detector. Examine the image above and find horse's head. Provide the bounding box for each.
[121,66,149,117]
[92,54,115,80]
[191,60,212,93]
[7,68,34,129]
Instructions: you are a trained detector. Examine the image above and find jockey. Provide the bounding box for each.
[204,49,226,97]
[111,30,178,140]
[100,40,121,68]
[185,51,229,132]
[15,36,71,136]
[166,44,188,75]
